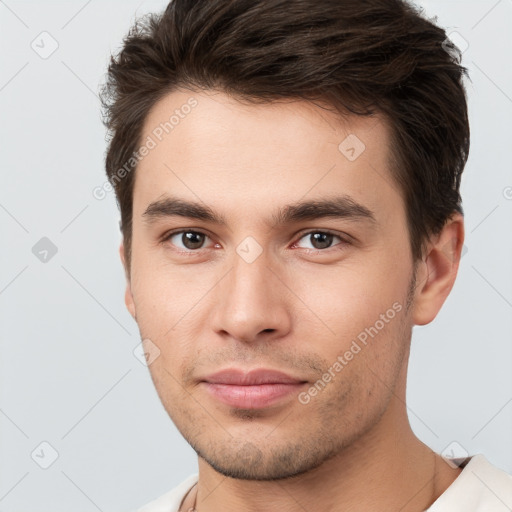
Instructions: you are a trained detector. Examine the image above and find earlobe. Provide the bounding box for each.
[412,214,465,326]
[124,285,136,320]
[119,242,136,320]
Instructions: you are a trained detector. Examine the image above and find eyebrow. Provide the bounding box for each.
[142,195,377,228]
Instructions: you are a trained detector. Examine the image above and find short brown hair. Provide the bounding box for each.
[101,0,470,273]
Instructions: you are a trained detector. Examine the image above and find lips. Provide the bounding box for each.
[201,369,307,409]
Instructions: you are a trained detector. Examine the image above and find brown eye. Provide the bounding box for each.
[309,232,335,249]
[181,231,205,249]
[296,231,344,251]
[165,230,209,250]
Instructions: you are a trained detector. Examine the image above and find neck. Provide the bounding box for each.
[190,395,462,512]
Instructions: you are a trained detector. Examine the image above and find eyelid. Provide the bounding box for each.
[161,228,211,241]
[161,228,351,254]
[292,229,351,251]
[160,228,216,252]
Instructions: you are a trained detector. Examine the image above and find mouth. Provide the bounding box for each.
[200,368,308,409]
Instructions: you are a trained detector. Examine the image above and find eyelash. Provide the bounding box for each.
[160,229,351,256]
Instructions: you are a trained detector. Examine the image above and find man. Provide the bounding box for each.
[100,0,512,510]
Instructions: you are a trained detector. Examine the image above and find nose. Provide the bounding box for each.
[211,247,292,344]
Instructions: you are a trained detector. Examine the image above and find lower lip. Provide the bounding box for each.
[203,382,305,409]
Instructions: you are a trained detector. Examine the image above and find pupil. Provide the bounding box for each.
[311,232,332,249]
[183,232,204,249]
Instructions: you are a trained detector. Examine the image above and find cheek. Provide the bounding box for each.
[290,260,412,408]
[129,280,199,395]
[314,304,409,424]
[130,255,208,333]
[292,259,409,343]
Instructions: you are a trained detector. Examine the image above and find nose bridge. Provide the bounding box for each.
[242,244,272,283]
[211,242,291,342]
[228,246,276,315]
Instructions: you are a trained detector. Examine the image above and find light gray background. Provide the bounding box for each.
[0,0,511,510]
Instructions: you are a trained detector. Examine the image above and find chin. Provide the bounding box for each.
[192,437,341,481]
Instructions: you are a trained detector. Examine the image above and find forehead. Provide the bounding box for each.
[133,88,401,225]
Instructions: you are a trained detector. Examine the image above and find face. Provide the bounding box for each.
[124,89,419,480]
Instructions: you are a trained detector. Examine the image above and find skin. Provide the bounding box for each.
[120,89,465,511]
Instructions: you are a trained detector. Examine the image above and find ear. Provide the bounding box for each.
[412,213,465,326]
[119,241,136,320]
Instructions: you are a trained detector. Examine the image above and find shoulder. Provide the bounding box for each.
[135,474,199,512]
[428,454,512,511]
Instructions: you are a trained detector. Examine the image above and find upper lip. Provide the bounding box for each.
[202,368,306,385]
